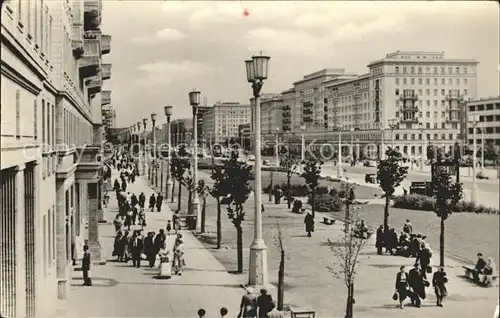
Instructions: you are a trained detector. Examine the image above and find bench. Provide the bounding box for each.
[290,307,316,318]
[323,216,336,225]
[463,266,498,287]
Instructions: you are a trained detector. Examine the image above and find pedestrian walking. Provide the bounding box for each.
[144,232,156,268]
[130,231,143,268]
[82,245,92,286]
[416,243,432,279]
[432,266,448,307]
[172,238,185,275]
[304,211,314,237]
[156,193,164,212]
[375,225,384,255]
[394,266,409,309]
[166,220,172,235]
[256,288,273,317]
[238,288,257,318]
[408,263,426,308]
[149,193,156,212]
[139,192,146,208]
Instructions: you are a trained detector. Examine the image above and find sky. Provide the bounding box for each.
[100,0,500,128]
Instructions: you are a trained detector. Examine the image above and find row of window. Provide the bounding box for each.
[395,66,468,75]
[469,103,500,112]
[469,127,500,134]
[396,77,468,86]
[395,133,459,141]
[395,88,468,98]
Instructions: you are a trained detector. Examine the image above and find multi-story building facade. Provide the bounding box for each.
[466,96,500,152]
[202,101,251,144]
[170,118,193,146]
[272,52,478,158]
[0,0,111,316]
[260,94,283,134]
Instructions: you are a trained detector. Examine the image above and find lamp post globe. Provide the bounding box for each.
[246,53,270,288]
[189,90,201,231]
[164,105,173,200]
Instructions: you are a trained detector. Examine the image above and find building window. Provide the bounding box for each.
[395,89,399,96]
[456,67,460,74]
[464,89,468,95]
[448,78,452,85]
[456,78,460,85]
[418,67,422,74]
[411,67,415,74]
[395,134,400,140]
[441,100,445,107]
[433,89,437,96]
[441,78,445,85]
[34,100,37,139]
[395,78,399,85]
[448,67,452,74]
[427,100,430,106]
[434,133,438,140]
[464,67,468,74]
[411,78,415,85]
[403,78,407,85]
[426,123,430,129]
[395,66,400,73]
[426,78,430,85]
[426,111,430,118]
[418,78,422,85]
[16,90,21,139]
[434,78,438,85]
[403,67,407,74]
[440,67,445,74]
[464,78,468,85]
[47,103,50,147]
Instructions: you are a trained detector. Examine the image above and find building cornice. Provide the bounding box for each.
[1,59,41,95]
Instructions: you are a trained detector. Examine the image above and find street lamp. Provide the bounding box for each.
[388,118,398,148]
[275,127,280,167]
[337,126,342,178]
[151,113,158,187]
[142,118,148,176]
[189,89,202,230]
[419,122,424,172]
[469,115,479,205]
[164,105,173,200]
[300,124,306,174]
[245,52,270,287]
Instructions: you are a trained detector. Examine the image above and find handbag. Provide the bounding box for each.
[392,292,398,301]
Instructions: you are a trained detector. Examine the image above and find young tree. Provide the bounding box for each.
[183,171,195,215]
[432,168,463,267]
[273,219,287,310]
[170,147,191,212]
[196,179,210,233]
[210,162,229,249]
[301,157,323,218]
[225,152,253,273]
[328,211,369,318]
[280,153,299,209]
[377,148,408,232]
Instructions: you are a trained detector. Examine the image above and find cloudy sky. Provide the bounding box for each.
[100,1,499,127]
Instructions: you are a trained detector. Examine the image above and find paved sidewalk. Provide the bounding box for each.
[55,169,244,317]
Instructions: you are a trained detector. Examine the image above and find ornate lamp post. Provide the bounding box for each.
[245,53,270,287]
[164,105,173,200]
[419,122,424,172]
[189,90,202,230]
[469,115,479,205]
[275,127,280,167]
[388,118,398,148]
[300,124,305,174]
[142,118,148,176]
[151,113,157,187]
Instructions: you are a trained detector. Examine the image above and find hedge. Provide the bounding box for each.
[393,194,500,214]
[307,193,343,212]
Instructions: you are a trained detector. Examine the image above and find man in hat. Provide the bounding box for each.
[82,245,92,286]
[304,211,314,237]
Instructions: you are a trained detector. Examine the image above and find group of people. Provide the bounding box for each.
[112,226,186,275]
[238,288,284,318]
[472,252,497,286]
[375,219,431,258]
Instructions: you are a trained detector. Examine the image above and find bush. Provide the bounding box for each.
[262,166,287,172]
[393,194,500,214]
[308,194,343,212]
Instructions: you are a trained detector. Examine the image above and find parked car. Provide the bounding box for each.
[363,160,376,167]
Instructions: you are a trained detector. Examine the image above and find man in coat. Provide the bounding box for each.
[149,194,156,212]
[375,225,384,255]
[82,245,92,286]
[408,262,426,307]
[138,192,146,209]
[143,232,156,268]
[304,211,314,237]
[156,193,164,212]
[130,231,144,268]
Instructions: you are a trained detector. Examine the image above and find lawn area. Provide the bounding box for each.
[327,204,499,265]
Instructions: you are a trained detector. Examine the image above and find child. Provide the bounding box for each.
[166,220,172,235]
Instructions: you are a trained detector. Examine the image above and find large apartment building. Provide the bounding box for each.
[0,0,111,316]
[170,118,193,146]
[466,96,500,151]
[276,51,478,157]
[202,101,251,144]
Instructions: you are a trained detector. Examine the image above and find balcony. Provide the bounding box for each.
[84,0,101,31]
[85,72,102,95]
[446,90,462,101]
[401,104,419,112]
[72,22,84,59]
[282,118,291,124]
[282,105,291,111]
[101,90,111,106]
[400,89,418,100]
[101,35,111,54]
[101,63,111,80]
[79,36,100,78]
[400,115,418,123]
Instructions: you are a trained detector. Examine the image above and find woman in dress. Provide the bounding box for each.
[173,238,185,275]
[395,265,409,309]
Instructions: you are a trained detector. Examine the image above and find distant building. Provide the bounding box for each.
[202,102,251,144]
[466,96,500,152]
[170,118,193,146]
[238,123,251,150]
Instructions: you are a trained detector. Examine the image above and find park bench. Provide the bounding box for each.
[462,266,498,287]
[323,216,336,225]
[290,307,316,318]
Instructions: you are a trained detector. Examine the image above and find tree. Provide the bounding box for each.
[328,211,369,318]
[300,157,323,218]
[183,171,195,215]
[377,148,408,232]
[273,219,286,311]
[225,152,253,273]
[341,182,357,233]
[432,168,463,267]
[280,153,299,209]
[170,146,191,212]
[196,179,210,233]
[210,161,229,249]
